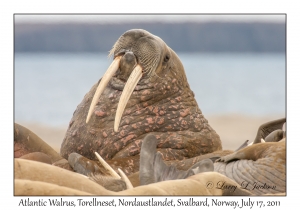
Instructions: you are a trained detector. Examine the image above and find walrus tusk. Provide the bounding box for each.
[114,64,143,132]
[94,152,121,179]
[86,56,122,124]
[118,168,134,189]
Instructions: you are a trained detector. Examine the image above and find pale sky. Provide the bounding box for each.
[14,14,286,24]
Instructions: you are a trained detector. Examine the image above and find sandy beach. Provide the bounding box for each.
[16,114,285,153]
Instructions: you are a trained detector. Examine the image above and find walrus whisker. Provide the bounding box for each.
[94,152,121,179]
[114,64,143,132]
[118,168,133,189]
[86,56,122,124]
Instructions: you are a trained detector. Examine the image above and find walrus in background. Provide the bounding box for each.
[252,118,286,144]
[234,118,286,151]
[60,29,222,175]
[15,158,253,196]
[215,138,286,195]
[14,123,72,170]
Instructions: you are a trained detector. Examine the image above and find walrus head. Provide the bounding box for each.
[86,29,188,132]
[61,29,221,175]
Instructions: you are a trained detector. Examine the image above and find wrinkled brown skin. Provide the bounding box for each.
[14,123,73,171]
[215,139,286,195]
[60,29,221,175]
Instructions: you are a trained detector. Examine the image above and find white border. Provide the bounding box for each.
[2,0,298,208]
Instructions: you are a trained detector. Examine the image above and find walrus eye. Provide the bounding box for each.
[164,55,170,62]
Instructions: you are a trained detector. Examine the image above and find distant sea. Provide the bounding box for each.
[14,53,286,126]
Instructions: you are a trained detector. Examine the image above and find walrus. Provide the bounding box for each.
[233,117,286,151]
[60,29,222,175]
[66,118,285,195]
[14,111,285,195]
[216,140,286,163]
[15,158,252,196]
[14,123,73,170]
[215,139,286,195]
[252,118,286,144]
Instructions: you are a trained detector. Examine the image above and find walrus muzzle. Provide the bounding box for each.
[86,53,143,132]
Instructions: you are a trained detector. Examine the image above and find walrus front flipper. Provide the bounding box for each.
[139,134,157,185]
[140,134,214,185]
[253,118,286,144]
[139,134,189,184]
[154,152,189,181]
[68,152,103,176]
